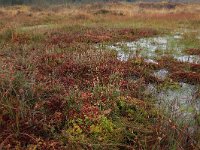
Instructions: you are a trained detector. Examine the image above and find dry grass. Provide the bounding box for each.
[0,2,200,32]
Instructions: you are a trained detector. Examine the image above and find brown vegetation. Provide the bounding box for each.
[0,2,200,149]
[138,2,179,10]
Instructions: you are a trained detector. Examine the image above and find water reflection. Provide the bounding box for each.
[146,82,200,124]
[107,35,200,64]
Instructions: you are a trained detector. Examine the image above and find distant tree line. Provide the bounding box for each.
[0,0,137,5]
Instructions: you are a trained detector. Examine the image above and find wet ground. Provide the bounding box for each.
[98,32,200,127]
[107,34,199,63]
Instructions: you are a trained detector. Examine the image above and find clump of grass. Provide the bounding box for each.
[0,28,15,42]
[180,33,200,49]
[184,48,200,55]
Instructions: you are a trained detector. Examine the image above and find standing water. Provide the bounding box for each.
[107,34,200,64]
[98,33,200,128]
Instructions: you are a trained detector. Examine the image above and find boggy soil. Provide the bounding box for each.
[0,27,199,149]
